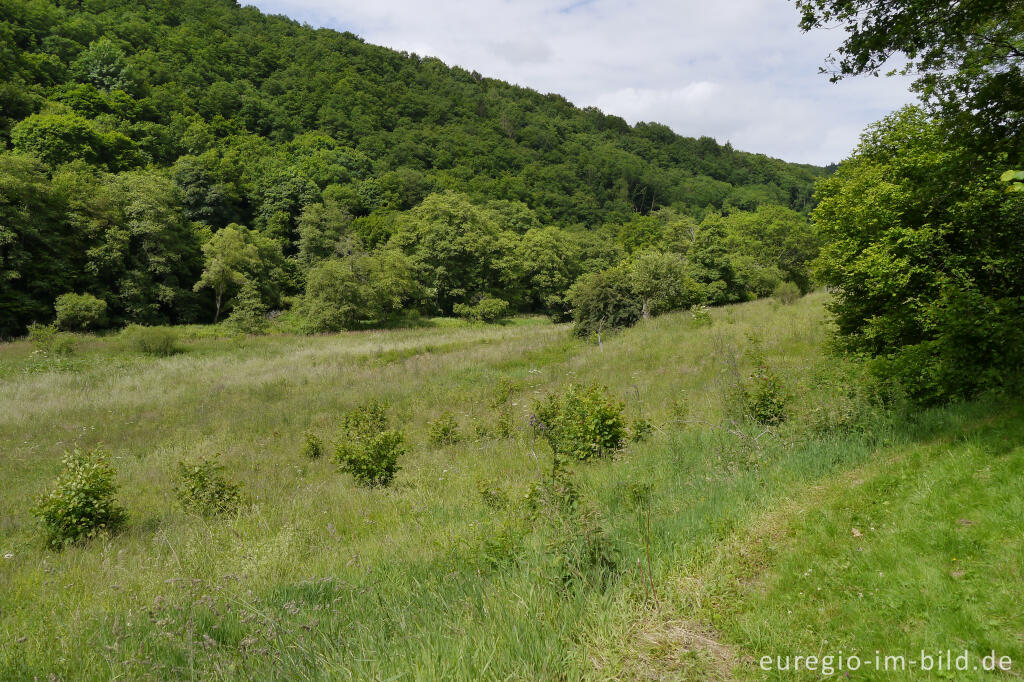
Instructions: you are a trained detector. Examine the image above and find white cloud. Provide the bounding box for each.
[247,0,917,165]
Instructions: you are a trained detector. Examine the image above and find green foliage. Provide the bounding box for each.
[0,0,825,337]
[533,384,627,461]
[427,411,461,446]
[813,107,1024,403]
[301,431,324,460]
[1002,170,1024,193]
[746,362,789,426]
[334,400,405,487]
[32,448,127,549]
[173,456,243,517]
[476,478,508,510]
[795,0,1024,159]
[301,251,417,332]
[120,324,180,356]
[772,281,801,305]
[225,281,267,334]
[28,323,76,356]
[54,292,107,331]
[630,417,653,442]
[566,266,641,338]
[453,296,510,323]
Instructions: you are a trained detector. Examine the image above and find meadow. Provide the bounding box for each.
[1,293,1020,680]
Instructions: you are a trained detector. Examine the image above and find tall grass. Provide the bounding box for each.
[0,293,1019,680]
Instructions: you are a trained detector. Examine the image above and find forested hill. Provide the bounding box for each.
[0,0,826,336]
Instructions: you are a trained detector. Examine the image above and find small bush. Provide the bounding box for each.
[773,281,801,305]
[226,281,268,335]
[494,404,517,439]
[301,431,324,459]
[630,417,653,442]
[334,400,405,487]
[427,411,460,446]
[32,449,127,549]
[533,384,627,461]
[54,293,107,331]
[453,296,510,323]
[747,363,789,426]
[121,325,180,356]
[690,305,713,327]
[173,456,243,517]
[28,323,76,356]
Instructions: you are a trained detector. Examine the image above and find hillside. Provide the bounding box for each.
[0,0,825,336]
[1,294,1020,679]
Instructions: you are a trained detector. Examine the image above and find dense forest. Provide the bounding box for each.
[0,0,827,337]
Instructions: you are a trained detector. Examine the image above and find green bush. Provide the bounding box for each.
[566,267,641,338]
[533,384,627,461]
[54,292,107,331]
[453,296,510,323]
[173,456,243,517]
[301,431,324,459]
[334,400,405,487]
[27,323,76,356]
[120,324,180,356]
[746,363,789,426]
[630,417,653,442]
[427,411,461,446]
[772,281,801,305]
[32,448,127,549]
[226,281,268,334]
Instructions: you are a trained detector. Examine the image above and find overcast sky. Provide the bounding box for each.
[246,0,916,166]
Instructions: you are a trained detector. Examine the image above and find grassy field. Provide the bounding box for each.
[1,293,1020,680]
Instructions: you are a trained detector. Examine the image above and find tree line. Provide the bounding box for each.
[0,0,824,337]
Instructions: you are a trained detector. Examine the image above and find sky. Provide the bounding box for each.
[246,0,917,166]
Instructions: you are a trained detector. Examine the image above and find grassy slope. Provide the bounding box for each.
[0,294,1020,680]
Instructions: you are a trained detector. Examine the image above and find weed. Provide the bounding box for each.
[630,417,653,442]
[301,431,324,459]
[427,411,461,446]
[690,305,713,327]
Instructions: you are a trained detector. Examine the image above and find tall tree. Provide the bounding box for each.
[795,0,1024,159]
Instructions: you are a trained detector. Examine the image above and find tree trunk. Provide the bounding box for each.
[214,289,222,323]
[641,298,650,320]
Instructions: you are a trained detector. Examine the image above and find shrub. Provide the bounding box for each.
[120,324,180,356]
[226,281,268,334]
[523,458,617,587]
[173,456,243,517]
[746,363,789,426]
[772,280,801,305]
[301,431,324,459]
[630,417,653,442]
[32,449,127,549]
[27,323,76,356]
[334,400,405,487]
[566,267,642,338]
[54,292,107,331]
[427,411,460,446]
[533,384,627,461]
[453,296,510,323]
